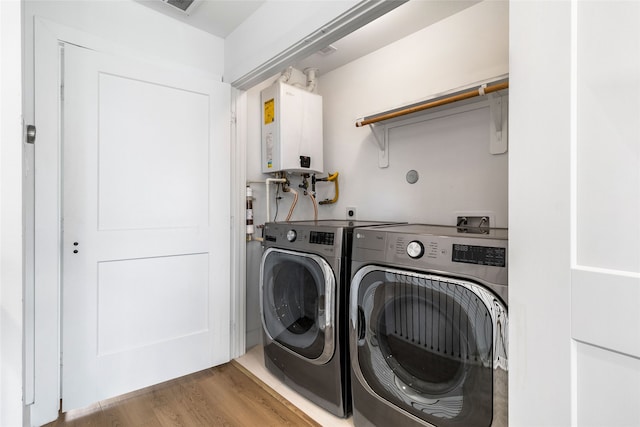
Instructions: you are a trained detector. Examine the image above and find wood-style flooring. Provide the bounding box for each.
[44,361,321,427]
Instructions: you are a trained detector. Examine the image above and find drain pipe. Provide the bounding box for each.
[265,178,286,223]
[304,68,318,92]
[278,66,293,83]
[309,192,318,221]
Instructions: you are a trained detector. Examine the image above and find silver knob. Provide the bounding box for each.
[286,230,297,242]
[406,241,424,259]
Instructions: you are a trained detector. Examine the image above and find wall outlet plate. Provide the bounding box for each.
[454,211,497,229]
[346,206,357,219]
[456,215,490,234]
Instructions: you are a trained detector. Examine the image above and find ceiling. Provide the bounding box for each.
[137,0,479,77]
[295,1,479,77]
[136,0,266,38]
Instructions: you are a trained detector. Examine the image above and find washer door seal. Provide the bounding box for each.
[260,248,336,364]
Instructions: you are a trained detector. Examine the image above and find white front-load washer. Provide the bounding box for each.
[349,224,508,427]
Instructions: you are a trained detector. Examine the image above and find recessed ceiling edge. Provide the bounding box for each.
[230,0,408,90]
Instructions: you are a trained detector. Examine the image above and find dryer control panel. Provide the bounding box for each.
[353,224,508,287]
[452,243,506,267]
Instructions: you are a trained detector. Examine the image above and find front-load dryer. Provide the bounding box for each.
[260,220,399,418]
[349,224,508,427]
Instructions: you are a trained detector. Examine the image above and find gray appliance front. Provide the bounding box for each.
[260,247,336,365]
[350,265,508,427]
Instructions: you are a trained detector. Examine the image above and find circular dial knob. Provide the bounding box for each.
[286,229,297,242]
[406,241,424,259]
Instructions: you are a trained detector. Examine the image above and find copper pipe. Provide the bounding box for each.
[355,81,509,127]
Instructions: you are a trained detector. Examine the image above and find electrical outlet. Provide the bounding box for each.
[346,207,357,219]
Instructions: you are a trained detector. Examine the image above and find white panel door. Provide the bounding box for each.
[571,1,640,425]
[61,42,230,411]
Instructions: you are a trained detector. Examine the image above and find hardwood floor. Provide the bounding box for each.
[44,361,321,427]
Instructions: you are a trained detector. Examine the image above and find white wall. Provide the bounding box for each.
[245,75,282,347]
[0,1,24,426]
[318,0,508,226]
[245,0,509,346]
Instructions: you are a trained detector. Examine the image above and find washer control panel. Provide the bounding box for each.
[262,223,341,257]
[406,241,424,259]
[395,236,444,260]
[309,231,335,246]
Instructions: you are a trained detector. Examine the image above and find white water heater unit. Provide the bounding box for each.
[261,81,323,174]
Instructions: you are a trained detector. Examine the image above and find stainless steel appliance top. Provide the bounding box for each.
[276,219,399,228]
[359,223,508,240]
[352,223,509,288]
[262,220,401,259]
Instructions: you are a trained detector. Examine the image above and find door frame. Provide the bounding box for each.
[30,17,240,425]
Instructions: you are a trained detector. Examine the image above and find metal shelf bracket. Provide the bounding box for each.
[367,124,389,168]
[489,92,508,154]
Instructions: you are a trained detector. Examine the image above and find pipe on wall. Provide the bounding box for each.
[247,178,287,224]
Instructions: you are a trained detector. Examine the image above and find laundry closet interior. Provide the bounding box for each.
[22,1,509,425]
[18,1,640,426]
[243,3,508,425]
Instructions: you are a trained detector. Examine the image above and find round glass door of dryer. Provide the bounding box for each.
[350,266,507,427]
[260,248,336,364]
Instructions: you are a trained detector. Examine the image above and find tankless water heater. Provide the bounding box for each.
[261,81,323,174]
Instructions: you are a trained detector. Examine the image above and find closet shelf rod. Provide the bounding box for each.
[355,80,509,127]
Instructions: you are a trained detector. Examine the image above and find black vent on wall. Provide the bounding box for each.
[166,0,195,12]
